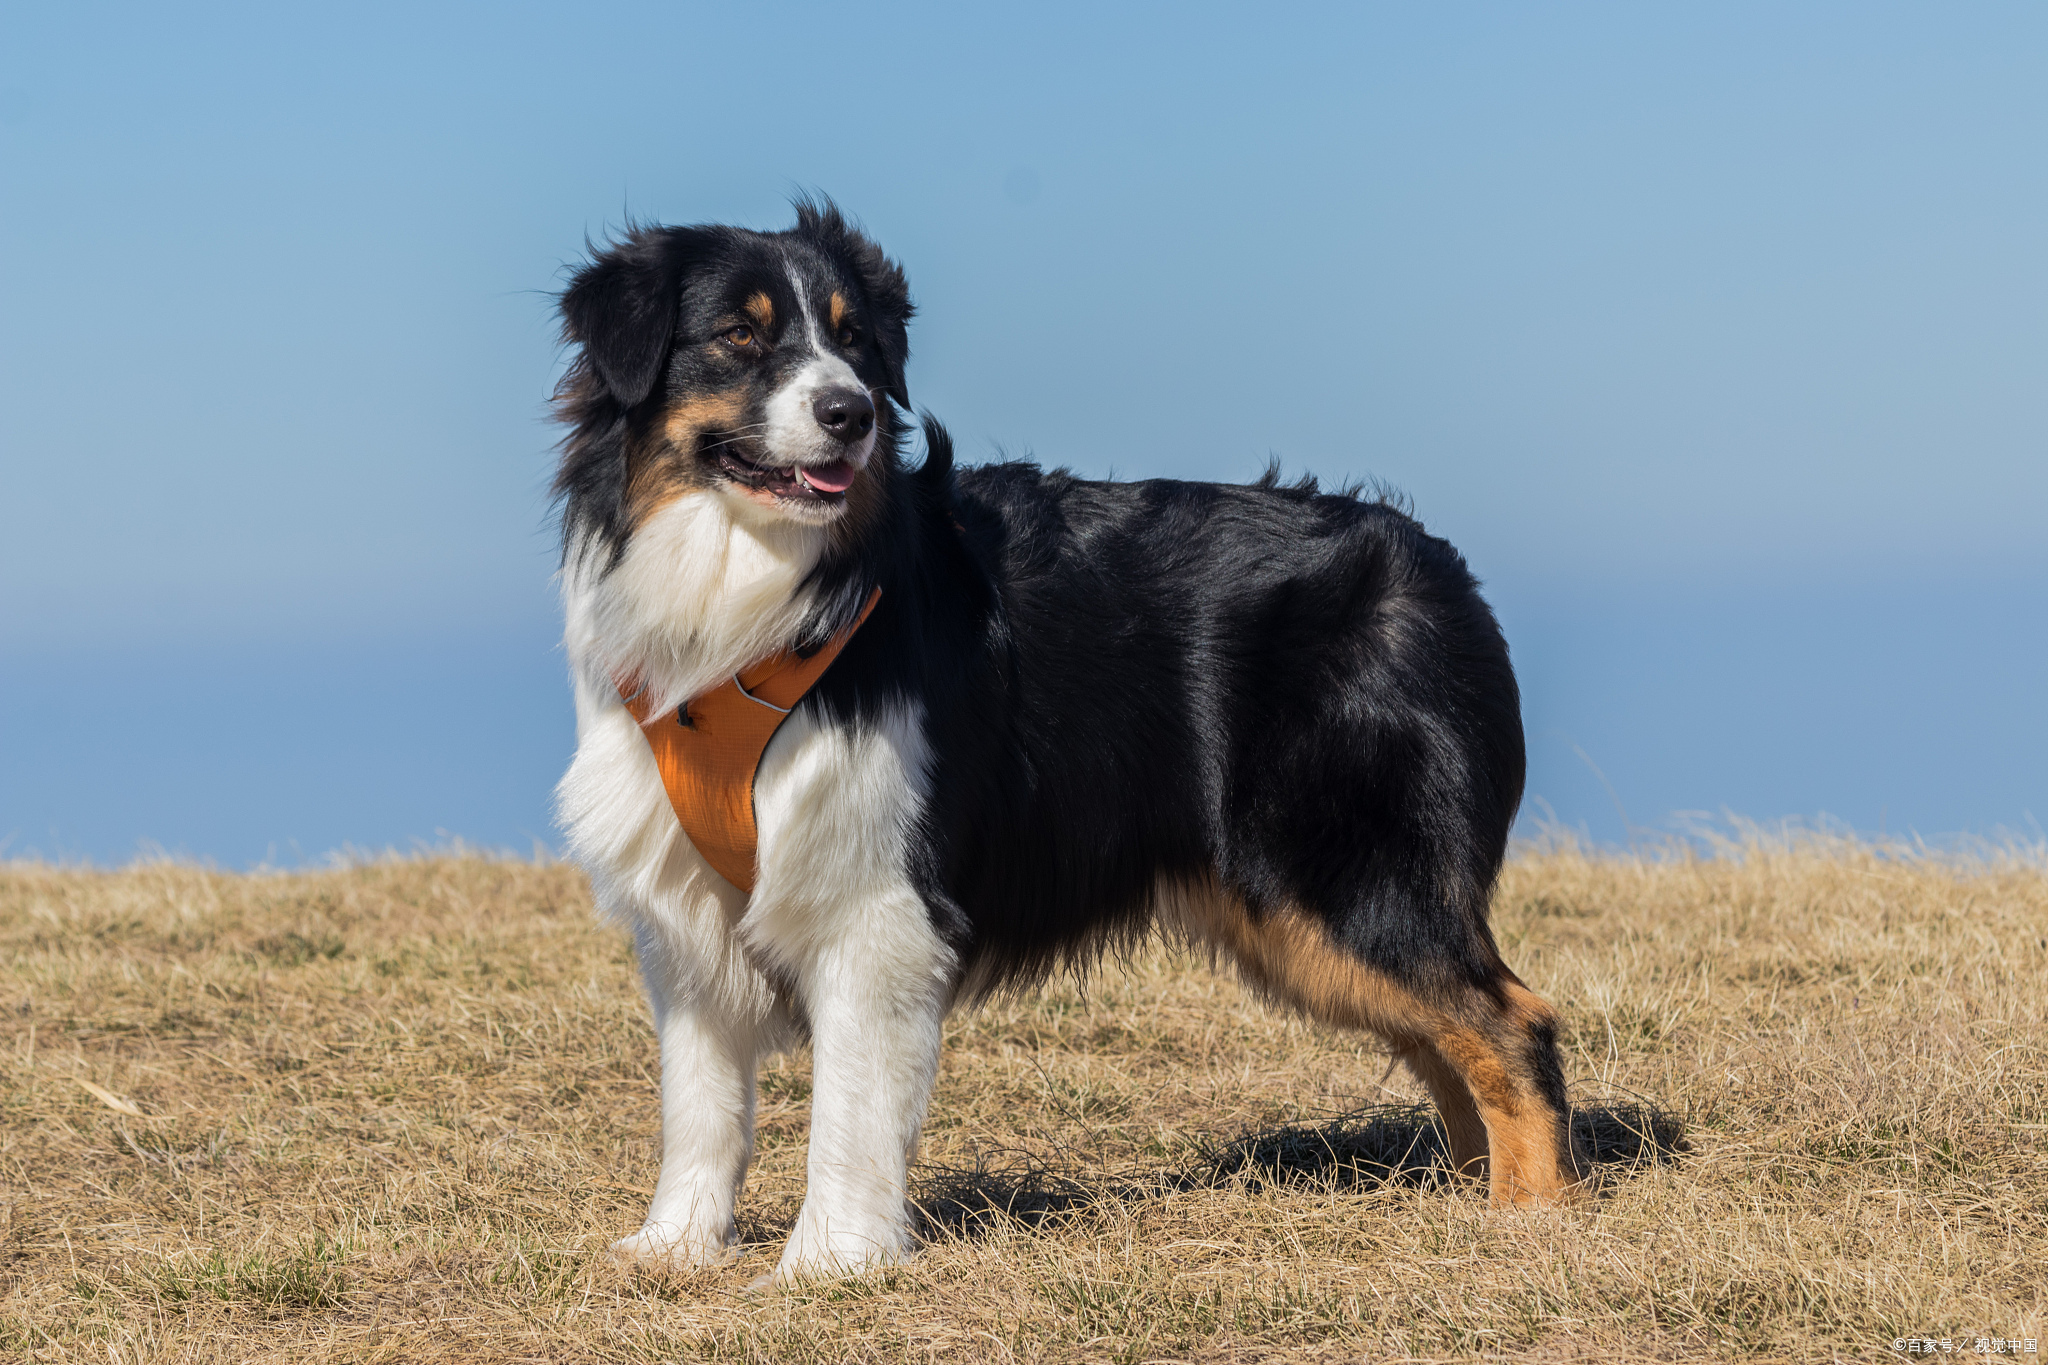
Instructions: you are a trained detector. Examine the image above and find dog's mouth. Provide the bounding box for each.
[715,449,862,504]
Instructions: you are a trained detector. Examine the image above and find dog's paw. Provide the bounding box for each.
[770,1211,911,1285]
[608,1221,739,1271]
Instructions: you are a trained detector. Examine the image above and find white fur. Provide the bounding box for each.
[610,914,791,1267]
[562,489,825,723]
[760,261,875,474]
[762,353,873,474]
[749,701,952,1278]
[557,485,951,1280]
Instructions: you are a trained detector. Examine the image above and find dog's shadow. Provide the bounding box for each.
[910,1097,1687,1238]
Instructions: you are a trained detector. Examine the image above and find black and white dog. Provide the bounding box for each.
[553,201,1579,1282]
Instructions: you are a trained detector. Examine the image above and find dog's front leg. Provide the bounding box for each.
[748,705,953,1282]
[612,919,783,1269]
[769,895,951,1283]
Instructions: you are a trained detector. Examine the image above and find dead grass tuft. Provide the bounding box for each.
[2,831,2044,1360]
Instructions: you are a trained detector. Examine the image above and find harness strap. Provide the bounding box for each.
[618,587,882,893]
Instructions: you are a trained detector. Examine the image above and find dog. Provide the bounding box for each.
[552,200,1580,1283]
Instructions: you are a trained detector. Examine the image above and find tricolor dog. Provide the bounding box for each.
[552,201,1581,1283]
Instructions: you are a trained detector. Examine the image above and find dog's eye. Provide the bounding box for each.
[837,325,858,348]
[723,325,755,348]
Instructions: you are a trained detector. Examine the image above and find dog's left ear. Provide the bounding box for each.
[847,233,914,413]
[561,226,715,409]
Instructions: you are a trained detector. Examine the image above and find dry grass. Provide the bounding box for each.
[3,830,2044,1362]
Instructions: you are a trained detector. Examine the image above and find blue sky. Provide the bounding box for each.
[3,2,2043,863]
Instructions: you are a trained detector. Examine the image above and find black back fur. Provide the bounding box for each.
[557,202,1527,1003]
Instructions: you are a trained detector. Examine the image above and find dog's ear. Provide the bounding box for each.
[560,227,713,409]
[848,232,913,413]
[794,198,914,412]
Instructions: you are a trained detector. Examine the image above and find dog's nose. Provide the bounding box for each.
[811,387,875,444]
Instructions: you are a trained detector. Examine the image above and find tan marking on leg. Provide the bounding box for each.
[1433,1027,1521,1117]
[745,292,775,331]
[1487,980,1584,1205]
[1434,1009,1578,1206]
[1154,876,1432,1037]
[1156,875,1579,1207]
[1398,1042,1489,1180]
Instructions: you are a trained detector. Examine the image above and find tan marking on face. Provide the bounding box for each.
[1156,875,1580,1206]
[745,292,775,330]
[662,391,748,445]
[828,292,848,330]
[625,389,752,526]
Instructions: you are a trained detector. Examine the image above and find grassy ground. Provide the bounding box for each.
[2,832,2043,1362]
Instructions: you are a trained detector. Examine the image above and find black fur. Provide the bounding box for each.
[813,428,1527,998]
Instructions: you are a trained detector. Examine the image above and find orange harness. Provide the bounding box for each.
[618,589,881,893]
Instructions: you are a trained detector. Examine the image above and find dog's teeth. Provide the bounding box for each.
[796,468,813,491]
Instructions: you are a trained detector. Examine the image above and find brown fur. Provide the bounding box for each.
[744,292,775,330]
[1157,876,1580,1206]
[623,390,750,526]
[620,381,893,540]
[828,292,848,330]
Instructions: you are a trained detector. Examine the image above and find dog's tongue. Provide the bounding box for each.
[799,459,858,494]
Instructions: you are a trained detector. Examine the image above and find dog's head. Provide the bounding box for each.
[556,200,913,540]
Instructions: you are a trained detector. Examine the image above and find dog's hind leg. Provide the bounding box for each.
[1167,879,1579,1206]
[1393,1040,1490,1182]
[1411,974,1579,1205]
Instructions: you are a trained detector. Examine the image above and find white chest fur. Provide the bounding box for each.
[562,490,826,720]
[557,491,955,1281]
